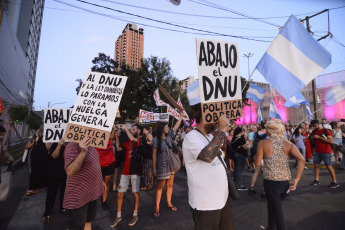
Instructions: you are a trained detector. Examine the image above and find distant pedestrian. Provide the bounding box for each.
[141,126,153,191]
[255,119,305,230]
[64,137,105,230]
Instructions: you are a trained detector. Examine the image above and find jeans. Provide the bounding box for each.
[296,148,306,164]
[233,152,246,188]
[263,179,290,230]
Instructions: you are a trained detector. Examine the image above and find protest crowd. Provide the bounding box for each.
[1,15,345,230]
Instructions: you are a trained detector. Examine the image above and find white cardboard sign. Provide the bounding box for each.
[43,108,72,143]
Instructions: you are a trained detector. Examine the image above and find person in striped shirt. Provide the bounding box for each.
[64,137,105,230]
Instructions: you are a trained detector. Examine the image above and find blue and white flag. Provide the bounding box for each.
[283,92,310,108]
[269,99,282,120]
[186,81,200,106]
[306,105,313,119]
[256,15,332,100]
[246,83,266,104]
[257,105,262,124]
[325,82,345,106]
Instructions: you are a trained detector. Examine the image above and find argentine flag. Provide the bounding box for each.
[283,92,310,108]
[257,105,262,124]
[306,105,313,119]
[269,99,282,120]
[246,83,266,104]
[325,82,345,106]
[186,81,200,106]
[256,15,331,100]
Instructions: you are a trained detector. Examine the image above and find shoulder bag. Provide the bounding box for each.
[195,129,240,201]
[164,140,181,173]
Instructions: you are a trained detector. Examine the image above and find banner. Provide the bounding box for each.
[153,89,168,106]
[167,105,181,120]
[196,38,242,123]
[64,72,127,149]
[43,108,72,142]
[139,109,169,122]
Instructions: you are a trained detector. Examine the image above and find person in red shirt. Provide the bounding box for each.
[95,124,116,209]
[111,124,145,227]
[310,120,339,189]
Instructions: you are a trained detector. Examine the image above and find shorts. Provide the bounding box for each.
[66,200,97,230]
[101,163,115,177]
[115,155,125,168]
[118,174,141,193]
[334,138,343,146]
[313,152,332,166]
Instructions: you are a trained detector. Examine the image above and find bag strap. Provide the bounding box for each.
[195,129,231,176]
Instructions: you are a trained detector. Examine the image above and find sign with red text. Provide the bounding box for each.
[64,72,127,149]
[196,38,243,123]
[43,108,72,143]
[139,109,169,122]
[167,105,181,120]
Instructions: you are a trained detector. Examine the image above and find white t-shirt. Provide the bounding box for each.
[182,130,228,211]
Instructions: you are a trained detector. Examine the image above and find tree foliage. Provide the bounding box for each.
[25,115,42,131]
[7,104,28,122]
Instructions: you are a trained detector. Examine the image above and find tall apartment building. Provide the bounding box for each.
[180,76,196,92]
[115,23,144,70]
[0,0,45,109]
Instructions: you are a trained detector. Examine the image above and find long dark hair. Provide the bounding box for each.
[293,125,301,137]
[232,127,243,142]
[156,122,167,154]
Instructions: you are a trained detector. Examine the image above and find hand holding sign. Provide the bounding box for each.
[79,137,91,153]
[58,138,65,146]
[218,115,230,133]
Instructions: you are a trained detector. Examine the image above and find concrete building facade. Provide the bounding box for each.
[180,76,196,92]
[0,0,45,109]
[115,23,144,70]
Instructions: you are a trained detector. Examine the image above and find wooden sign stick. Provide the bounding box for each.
[158,85,184,113]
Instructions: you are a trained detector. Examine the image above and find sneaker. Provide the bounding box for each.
[128,216,138,226]
[311,180,320,186]
[304,166,308,170]
[238,186,248,191]
[260,225,267,230]
[328,182,340,189]
[110,217,122,228]
[249,188,257,195]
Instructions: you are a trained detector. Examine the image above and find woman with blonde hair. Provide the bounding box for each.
[255,120,305,230]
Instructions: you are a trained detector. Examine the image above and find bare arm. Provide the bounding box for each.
[220,136,227,152]
[172,111,184,134]
[115,134,123,152]
[25,139,34,149]
[146,133,153,145]
[314,135,334,144]
[65,138,90,177]
[197,130,226,163]
[152,147,157,176]
[121,125,138,143]
[110,124,116,140]
[51,139,65,159]
[289,142,305,191]
[242,142,250,150]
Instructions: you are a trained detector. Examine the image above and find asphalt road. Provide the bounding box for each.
[2,160,345,230]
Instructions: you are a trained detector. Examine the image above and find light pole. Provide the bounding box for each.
[49,102,66,108]
[243,53,254,124]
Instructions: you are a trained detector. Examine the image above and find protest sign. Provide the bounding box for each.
[139,109,169,122]
[196,38,243,123]
[64,72,127,149]
[177,96,189,120]
[43,108,72,142]
[153,89,168,106]
[167,105,181,120]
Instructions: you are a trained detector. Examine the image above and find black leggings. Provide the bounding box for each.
[44,177,66,217]
[263,179,290,230]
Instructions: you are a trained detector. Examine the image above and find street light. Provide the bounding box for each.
[243,53,254,124]
[49,102,66,108]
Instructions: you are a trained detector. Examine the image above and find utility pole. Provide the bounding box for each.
[302,9,330,120]
[243,52,254,124]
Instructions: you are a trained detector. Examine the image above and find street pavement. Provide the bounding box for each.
[2,159,345,230]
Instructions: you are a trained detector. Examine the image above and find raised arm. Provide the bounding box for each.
[65,137,91,177]
[115,131,123,151]
[172,111,184,134]
[51,138,65,159]
[121,125,138,143]
[197,115,229,163]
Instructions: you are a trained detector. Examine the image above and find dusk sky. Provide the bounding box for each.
[33,0,345,110]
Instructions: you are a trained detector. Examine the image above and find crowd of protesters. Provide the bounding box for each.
[0,113,344,230]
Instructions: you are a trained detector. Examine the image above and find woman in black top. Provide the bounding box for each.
[43,138,67,223]
[25,127,49,196]
[141,126,153,191]
[232,127,250,191]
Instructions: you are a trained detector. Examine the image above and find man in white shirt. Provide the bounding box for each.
[182,107,234,230]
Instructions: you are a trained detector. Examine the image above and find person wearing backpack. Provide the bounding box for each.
[310,120,339,189]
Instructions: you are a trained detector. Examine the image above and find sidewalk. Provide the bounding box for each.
[4,158,345,230]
